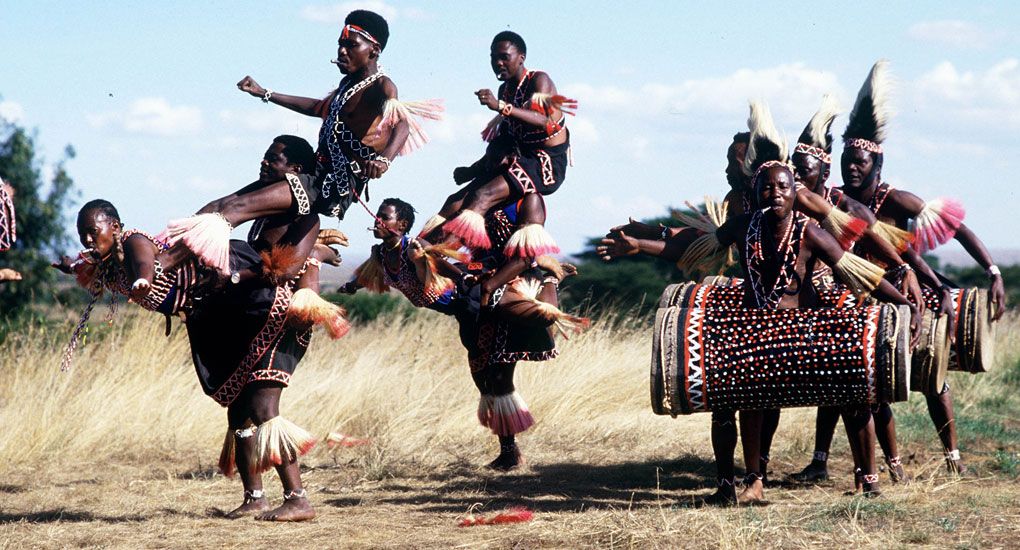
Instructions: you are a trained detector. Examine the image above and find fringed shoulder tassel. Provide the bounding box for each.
[259,245,306,286]
[872,220,914,253]
[377,98,444,156]
[288,288,350,339]
[159,213,233,275]
[443,210,491,249]
[832,252,885,298]
[481,392,535,436]
[504,224,560,258]
[529,93,578,116]
[481,115,501,142]
[417,214,447,240]
[507,278,591,338]
[676,231,734,279]
[820,208,869,250]
[420,242,471,296]
[248,416,318,475]
[354,254,388,293]
[913,198,965,253]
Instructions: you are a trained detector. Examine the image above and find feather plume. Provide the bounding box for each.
[354,253,389,293]
[833,252,885,297]
[912,198,965,253]
[529,93,578,116]
[798,94,841,151]
[844,60,893,144]
[159,213,233,275]
[259,244,305,286]
[820,208,869,250]
[325,432,372,449]
[249,416,317,474]
[443,210,491,249]
[376,98,444,156]
[872,220,914,253]
[504,224,560,258]
[288,288,351,339]
[417,214,447,240]
[742,100,788,177]
[459,507,535,527]
[507,278,591,338]
[672,198,735,277]
[480,392,535,436]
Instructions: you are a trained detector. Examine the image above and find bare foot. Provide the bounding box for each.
[947,459,970,477]
[791,460,830,482]
[699,484,736,507]
[885,459,911,483]
[738,477,767,508]
[737,478,767,506]
[226,495,270,519]
[486,447,523,471]
[255,496,316,522]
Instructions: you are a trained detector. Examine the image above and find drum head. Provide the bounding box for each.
[929,308,950,393]
[972,289,996,373]
[659,282,694,309]
[650,307,668,415]
[892,305,911,402]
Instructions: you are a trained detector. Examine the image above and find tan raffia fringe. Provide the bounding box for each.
[872,221,914,253]
[218,428,237,478]
[820,208,869,249]
[833,252,885,297]
[249,416,318,475]
[354,255,388,293]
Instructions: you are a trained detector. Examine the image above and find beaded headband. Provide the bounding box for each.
[341,24,379,46]
[752,160,795,184]
[844,138,883,154]
[794,143,832,164]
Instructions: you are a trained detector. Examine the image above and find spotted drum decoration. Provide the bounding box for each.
[657,280,858,311]
[650,304,909,416]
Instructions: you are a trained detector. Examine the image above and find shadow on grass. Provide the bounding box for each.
[0,509,147,524]
[325,454,721,513]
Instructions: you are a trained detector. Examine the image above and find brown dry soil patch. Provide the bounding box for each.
[1,450,1018,549]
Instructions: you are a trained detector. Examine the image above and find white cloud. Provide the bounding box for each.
[217,108,321,139]
[568,63,845,121]
[87,97,202,137]
[907,20,1003,49]
[300,1,431,23]
[913,59,1020,127]
[0,100,24,123]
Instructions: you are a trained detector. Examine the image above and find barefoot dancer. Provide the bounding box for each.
[56,200,347,522]
[837,61,1007,477]
[599,101,920,503]
[421,31,574,250]
[344,196,586,469]
[164,10,439,275]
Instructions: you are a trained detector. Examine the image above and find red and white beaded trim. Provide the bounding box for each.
[844,138,883,154]
[794,143,831,164]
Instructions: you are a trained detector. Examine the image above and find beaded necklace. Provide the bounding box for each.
[745,210,806,309]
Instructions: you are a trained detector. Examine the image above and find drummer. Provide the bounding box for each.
[837,61,1006,475]
[598,101,921,504]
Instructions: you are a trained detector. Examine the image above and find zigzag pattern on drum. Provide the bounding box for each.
[684,308,706,412]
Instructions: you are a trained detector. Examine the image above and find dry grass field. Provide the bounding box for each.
[1,307,1019,549]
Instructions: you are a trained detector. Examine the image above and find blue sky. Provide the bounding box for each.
[2,1,1018,260]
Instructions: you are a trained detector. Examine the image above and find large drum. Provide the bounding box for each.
[922,287,996,373]
[658,280,859,310]
[910,308,950,395]
[651,304,910,415]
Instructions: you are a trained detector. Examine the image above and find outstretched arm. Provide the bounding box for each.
[237,76,327,117]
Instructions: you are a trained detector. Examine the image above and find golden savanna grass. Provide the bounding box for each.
[1,308,1019,548]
